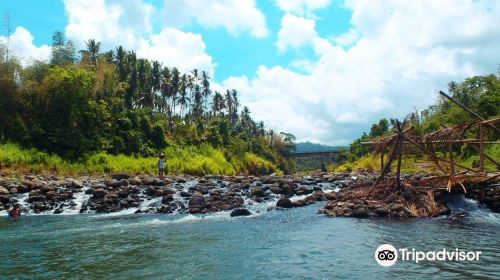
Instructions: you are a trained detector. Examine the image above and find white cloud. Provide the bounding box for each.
[224,0,500,145]
[277,14,318,52]
[0,27,51,66]
[137,28,214,75]
[64,0,215,74]
[276,0,331,16]
[163,0,269,38]
[64,0,153,50]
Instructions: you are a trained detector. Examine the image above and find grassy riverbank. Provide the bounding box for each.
[0,143,281,176]
[330,144,500,173]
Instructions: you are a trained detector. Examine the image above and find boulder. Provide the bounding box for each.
[295,186,313,196]
[163,188,176,195]
[119,199,129,207]
[374,208,389,217]
[353,207,368,218]
[230,208,252,217]
[22,179,45,190]
[276,197,293,208]
[0,195,9,204]
[60,191,73,200]
[41,185,56,193]
[129,177,142,185]
[292,200,306,207]
[119,179,129,186]
[67,178,83,188]
[45,191,57,200]
[0,186,9,195]
[9,187,18,194]
[118,189,129,198]
[92,188,107,199]
[16,185,29,193]
[104,179,119,188]
[111,172,130,180]
[180,191,192,198]
[281,184,294,196]
[325,192,337,200]
[189,195,206,209]
[251,188,265,197]
[162,194,174,204]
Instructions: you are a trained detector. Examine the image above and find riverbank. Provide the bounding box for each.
[1,171,498,218]
[0,143,282,176]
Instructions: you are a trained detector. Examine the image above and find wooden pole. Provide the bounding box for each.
[448,143,455,175]
[469,144,500,168]
[439,91,500,133]
[396,138,403,188]
[380,152,384,173]
[479,124,485,172]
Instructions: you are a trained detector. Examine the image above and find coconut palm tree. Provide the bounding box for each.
[151,61,161,110]
[170,67,181,115]
[115,46,127,82]
[160,67,171,115]
[211,91,225,116]
[178,74,191,118]
[201,70,211,113]
[85,38,101,70]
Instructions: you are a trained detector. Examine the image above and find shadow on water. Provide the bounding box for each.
[1,200,499,279]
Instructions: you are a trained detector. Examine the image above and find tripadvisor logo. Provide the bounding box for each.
[375,244,482,267]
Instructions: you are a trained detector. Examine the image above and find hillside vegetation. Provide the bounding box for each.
[0,32,295,175]
[336,73,500,173]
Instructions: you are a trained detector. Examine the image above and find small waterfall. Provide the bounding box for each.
[62,186,92,215]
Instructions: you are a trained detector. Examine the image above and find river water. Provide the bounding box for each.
[1,195,499,279]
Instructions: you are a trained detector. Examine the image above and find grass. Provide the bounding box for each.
[330,145,500,174]
[0,143,281,176]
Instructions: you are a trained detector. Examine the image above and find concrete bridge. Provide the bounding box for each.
[291,150,346,171]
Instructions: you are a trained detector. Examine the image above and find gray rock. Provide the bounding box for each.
[0,186,9,195]
[374,208,389,217]
[251,188,265,197]
[230,208,251,217]
[276,197,293,208]
[111,173,130,180]
[353,207,368,218]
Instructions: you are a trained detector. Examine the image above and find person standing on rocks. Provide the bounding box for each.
[158,153,166,180]
[8,204,21,221]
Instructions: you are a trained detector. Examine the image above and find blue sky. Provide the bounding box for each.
[0,0,351,81]
[1,0,499,145]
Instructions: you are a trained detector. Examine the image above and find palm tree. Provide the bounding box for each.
[201,71,211,113]
[103,50,114,63]
[137,59,153,109]
[125,51,137,109]
[160,67,172,115]
[115,46,127,82]
[211,91,225,116]
[151,61,161,110]
[178,74,191,118]
[225,89,234,118]
[170,68,181,115]
[85,39,101,70]
[257,121,266,136]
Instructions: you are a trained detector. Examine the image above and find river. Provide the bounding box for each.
[1,193,499,279]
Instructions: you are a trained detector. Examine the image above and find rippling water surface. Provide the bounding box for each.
[1,197,499,279]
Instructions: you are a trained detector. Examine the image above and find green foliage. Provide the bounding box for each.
[0,143,282,176]
[345,73,500,172]
[0,33,294,174]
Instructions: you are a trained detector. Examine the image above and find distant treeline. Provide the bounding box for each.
[295,142,345,153]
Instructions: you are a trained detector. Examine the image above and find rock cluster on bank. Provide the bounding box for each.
[0,171,498,218]
[0,172,341,215]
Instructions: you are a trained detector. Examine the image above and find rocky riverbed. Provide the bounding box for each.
[0,172,498,218]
